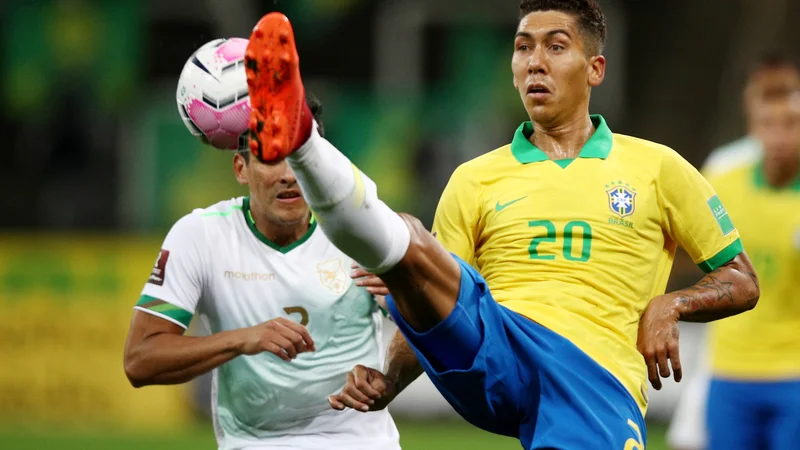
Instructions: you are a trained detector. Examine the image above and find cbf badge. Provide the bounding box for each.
[606,182,637,218]
[316,259,349,295]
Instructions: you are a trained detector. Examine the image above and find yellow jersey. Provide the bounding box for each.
[431,115,742,414]
[707,162,800,380]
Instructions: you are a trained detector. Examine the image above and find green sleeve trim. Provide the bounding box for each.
[135,295,193,328]
[697,238,743,273]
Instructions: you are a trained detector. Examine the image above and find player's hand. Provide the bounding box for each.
[351,262,390,296]
[238,317,315,361]
[637,295,682,390]
[328,365,397,412]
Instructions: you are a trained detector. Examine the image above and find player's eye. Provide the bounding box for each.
[516,43,531,52]
[550,44,565,52]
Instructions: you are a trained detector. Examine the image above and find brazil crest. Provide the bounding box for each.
[607,185,636,218]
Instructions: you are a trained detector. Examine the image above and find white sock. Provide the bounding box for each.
[287,124,411,274]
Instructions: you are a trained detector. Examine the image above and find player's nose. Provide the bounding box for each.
[280,162,298,184]
[527,47,547,74]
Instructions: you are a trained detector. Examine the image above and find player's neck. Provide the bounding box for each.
[251,208,311,248]
[763,155,800,188]
[530,113,595,160]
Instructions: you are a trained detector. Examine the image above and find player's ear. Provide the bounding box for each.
[588,54,606,88]
[233,152,249,186]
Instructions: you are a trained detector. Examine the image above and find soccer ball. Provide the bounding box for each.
[176,38,251,151]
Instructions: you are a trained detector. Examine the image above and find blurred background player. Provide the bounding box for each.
[243,3,760,449]
[703,56,800,178]
[667,55,800,450]
[704,62,800,450]
[122,40,399,450]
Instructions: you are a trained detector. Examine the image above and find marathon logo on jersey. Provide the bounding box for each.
[148,249,170,286]
[707,195,735,236]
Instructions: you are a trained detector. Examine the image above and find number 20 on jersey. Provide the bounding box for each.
[528,220,593,262]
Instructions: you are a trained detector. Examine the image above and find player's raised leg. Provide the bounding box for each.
[244,16,524,437]
[244,12,465,337]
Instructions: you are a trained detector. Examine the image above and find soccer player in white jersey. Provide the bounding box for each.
[122,92,400,450]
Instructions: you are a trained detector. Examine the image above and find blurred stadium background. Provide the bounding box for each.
[1,0,798,448]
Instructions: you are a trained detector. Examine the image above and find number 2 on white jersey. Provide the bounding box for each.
[283,306,309,325]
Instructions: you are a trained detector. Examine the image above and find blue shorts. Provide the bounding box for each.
[385,257,646,450]
[707,377,800,450]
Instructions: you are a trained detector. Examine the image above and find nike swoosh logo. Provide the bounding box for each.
[495,196,528,212]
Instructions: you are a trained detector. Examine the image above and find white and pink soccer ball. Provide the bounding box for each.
[176,38,251,151]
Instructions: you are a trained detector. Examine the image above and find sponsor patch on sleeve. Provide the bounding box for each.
[147,249,170,286]
[707,195,735,236]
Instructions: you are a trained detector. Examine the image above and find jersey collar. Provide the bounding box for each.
[752,161,800,191]
[510,114,613,164]
[242,197,317,254]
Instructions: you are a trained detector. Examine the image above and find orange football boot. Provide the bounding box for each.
[245,12,312,163]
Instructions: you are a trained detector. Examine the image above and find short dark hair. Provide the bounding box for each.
[748,53,798,79]
[240,91,325,163]
[744,53,800,106]
[519,0,606,55]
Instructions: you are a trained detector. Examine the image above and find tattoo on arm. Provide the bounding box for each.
[673,256,759,323]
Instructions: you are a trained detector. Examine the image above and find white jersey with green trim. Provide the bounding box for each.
[136,197,399,450]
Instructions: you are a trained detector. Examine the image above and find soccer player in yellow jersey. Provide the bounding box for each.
[702,78,800,450]
[667,56,800,450]
[242,2,760,449]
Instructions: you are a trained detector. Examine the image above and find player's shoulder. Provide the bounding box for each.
[706,136,760,161]
[450,144,515,181]
[192,197,245,216]
[190,197,247,223]
[702,137,761,178]
[169,197,245,235]
[705,161,755,188]
[611,133,699,178]
[611,133,678,160]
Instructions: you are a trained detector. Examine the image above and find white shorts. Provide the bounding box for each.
[666,338,711,449]
[237,441,400,450]
[218,408,401,450]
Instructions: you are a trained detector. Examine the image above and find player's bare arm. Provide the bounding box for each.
[123,310,314,387]
[673,253,759,322]
[638,252,759,390]
[329,328,423,412]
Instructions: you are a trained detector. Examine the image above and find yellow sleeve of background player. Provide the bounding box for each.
[431,165,480,265]
[658,150,743,273]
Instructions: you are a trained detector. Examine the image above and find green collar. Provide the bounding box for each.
[242,197,317,254]
[752,161,800,192]
[510,114,613,164]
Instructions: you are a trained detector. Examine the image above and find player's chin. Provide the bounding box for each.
[274,200,310,222]
[528,105,555,124]
[526,104,557,123]
[765,148,798,165]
